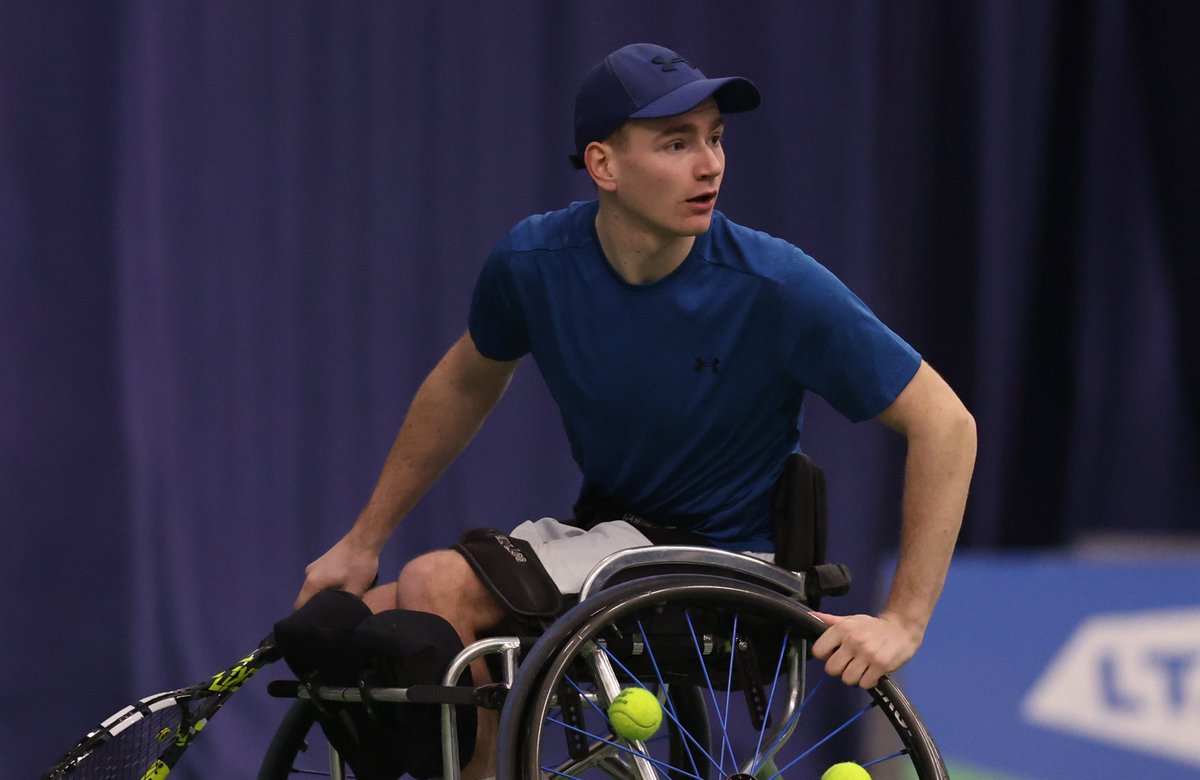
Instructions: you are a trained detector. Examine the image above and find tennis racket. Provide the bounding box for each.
[43,636,280,779]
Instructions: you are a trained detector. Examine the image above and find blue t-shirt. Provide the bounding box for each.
[469,200,920,551]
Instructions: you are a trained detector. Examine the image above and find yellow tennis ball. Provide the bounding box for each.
[821,762,871,780]
[607,687,662,741]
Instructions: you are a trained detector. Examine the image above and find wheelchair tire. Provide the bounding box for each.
[256,698,333,780]
[497,573,948,780]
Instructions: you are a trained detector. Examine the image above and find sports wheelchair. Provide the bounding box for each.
[257,545,948,780]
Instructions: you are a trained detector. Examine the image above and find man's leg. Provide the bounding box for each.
[355,520,654,778]
[364,550,507,780]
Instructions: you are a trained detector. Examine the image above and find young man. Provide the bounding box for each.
[296,42,976,775]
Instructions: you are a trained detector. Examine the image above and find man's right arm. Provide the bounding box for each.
[294,331,521,608]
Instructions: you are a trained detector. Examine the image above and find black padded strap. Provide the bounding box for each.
[272,591,408,780]
[454,528,563,619]
[273,589,372,683]
[352,610,476,779]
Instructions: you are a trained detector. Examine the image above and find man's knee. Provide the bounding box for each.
[396,550,505,630]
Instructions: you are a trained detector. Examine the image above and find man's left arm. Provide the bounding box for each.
[811,360,977,688]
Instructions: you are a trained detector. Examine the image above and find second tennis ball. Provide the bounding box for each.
[821,762,871,780]
[607,687,663,741]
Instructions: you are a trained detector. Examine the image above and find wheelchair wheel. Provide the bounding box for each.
[497,573,948,780]
[257,699,344,779]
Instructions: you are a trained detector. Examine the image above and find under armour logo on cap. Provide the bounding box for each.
[651,54,690,72]
[570,43,760,169]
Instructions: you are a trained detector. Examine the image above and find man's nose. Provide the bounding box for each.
[696,145,723,179]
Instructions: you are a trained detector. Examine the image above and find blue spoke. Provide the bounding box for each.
[632,619,711,779]
[561,666,676,776]
[561,672,609,720]
[771,701,875,778]
[758,673,826,764]
[563,673,611,723]
[684,609,737,774]
[749,631,793,774]
[721,613,739,770]
[546,715,702,780]
[862,747,910,768]
[599,627,720,776]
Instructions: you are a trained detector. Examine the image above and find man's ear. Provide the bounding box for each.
[585,142,618,192]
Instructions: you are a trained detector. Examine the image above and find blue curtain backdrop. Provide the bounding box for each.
[2,1,1196,776]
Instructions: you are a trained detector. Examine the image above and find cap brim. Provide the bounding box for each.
[628,76,761,120]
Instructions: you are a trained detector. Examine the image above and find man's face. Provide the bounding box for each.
[604,99,726,239]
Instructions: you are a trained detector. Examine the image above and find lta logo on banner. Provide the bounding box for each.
[1022,607,1200,768]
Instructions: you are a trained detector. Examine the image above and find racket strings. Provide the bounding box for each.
[56,701,185,779]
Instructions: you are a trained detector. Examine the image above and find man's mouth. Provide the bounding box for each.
[687,191,717,204]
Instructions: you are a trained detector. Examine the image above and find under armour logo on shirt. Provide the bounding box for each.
[694,356,720,374]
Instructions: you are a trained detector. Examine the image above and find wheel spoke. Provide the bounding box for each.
[748,631,794,775]
[599,635,720,777]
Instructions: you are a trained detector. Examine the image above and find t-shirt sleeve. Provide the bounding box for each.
[783,255,921,422]
[468,238,531,361]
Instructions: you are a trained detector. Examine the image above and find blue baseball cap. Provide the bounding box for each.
[570,43,761,169]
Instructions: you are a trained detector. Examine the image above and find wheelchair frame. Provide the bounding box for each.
[261,546,948,780]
